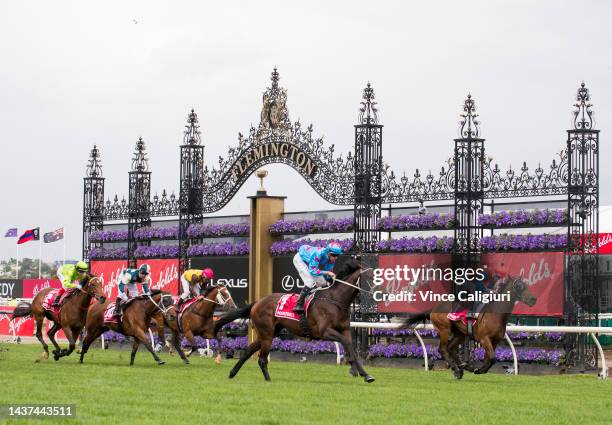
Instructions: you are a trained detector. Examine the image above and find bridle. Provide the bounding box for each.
[147,293,175,320]
[332,267,376,296]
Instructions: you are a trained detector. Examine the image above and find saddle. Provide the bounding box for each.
[42,288,78,315]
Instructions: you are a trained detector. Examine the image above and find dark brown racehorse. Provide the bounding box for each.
[213,258,376,382]
[79,290,188,366]
[11,275,106,361]
[178,283,236,363]
[402,276,537,379]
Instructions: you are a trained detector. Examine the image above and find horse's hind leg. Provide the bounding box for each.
[448,334,470,371]
[130,339,140,366]
[325,328,374,383]
[257,338,273,381]
[474,336,496,374]
[229,340,261,379]
[34,316,49,359]
[438,325,463,379]
[47,322,62,356]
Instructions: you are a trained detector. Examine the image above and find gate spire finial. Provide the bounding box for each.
[86,144,103,177]
[184,108,202,145]
[573,81,594,130]
[358,82,378,125]
[458,93,480,138]
[131,137,149,172]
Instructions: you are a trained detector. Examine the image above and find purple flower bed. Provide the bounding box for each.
[90,229,129,242]
[269,217,353,235]
[480,234,568,251]
[187,241,249,256]
[372,328,564,342]
[134,244,180,258]
[270,238,354,256]
[372,328,439,338]
[90,247,128,260]
[478,209,568,227]
[134,226,179,240]
[186,223,249,238]
[377,213,455,231]
[368,342,564,365]
[376,236,455,253]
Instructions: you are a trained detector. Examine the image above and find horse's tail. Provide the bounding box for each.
[400,312,430,328]
[11,302,32,319]
[214,303,253,334]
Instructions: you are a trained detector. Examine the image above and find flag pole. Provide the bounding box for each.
[39,238,42,278]
[16,242,19,279]
[63,226,66,265]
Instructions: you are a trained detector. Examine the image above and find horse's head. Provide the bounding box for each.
[202,282,236,311]
[498,276,537,307]
[84,275,106,304]
[153,291,177,324]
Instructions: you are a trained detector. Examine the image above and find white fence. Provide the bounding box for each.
[350,322,612,379]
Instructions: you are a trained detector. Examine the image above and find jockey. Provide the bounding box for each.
[292,241,342,313]
[52,261,89,307]
[114,263,152,316]
[178,268,214,309]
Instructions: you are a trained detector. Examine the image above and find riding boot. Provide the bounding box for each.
[177,297,185,311]
[293,287,311,313]
[51,295,61,308]
[114,298,123,316]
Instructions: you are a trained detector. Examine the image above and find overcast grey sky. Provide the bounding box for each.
[1,0,611,261]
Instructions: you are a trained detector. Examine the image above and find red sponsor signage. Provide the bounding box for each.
[481,252,564,316]
[138,259,178,296]
[375,252,564,316]
[599,233,612,255]
[0,307,35,337]
[91,259,179,299]
[90,260,126,299]
[376,254,452,314]
[22,279,62,299]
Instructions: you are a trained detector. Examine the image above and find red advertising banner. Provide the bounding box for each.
[376,254,452,313]
[0,307,35,337]
[22,279,62,299]
[599,233,612,255]
[375,252,564,316]
[91,259,178,299]
[137,259,178,296]
[90,260,126,299]
[481,252,564,316]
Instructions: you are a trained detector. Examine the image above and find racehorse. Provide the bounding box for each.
[177,283,236,363]
[11,275,106,361]
[213,258,376,383]
[402,276,537,379]
[79,290,189,366]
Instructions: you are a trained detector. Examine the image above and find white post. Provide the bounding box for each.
[413,330,429,371]
[63,226,66,265]
[504,333,519,376]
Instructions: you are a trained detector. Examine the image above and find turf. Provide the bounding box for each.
[0,344,610,425]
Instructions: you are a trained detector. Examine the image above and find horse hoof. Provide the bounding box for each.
[364,375,376,383]
[453,370,464,379]
[229,370,237,379]
[42,352,49,360]
[183,359,190,365]
[214,356,222,366]
[157,360,166,365]
[53,354,60,361]
[474,368,485,375]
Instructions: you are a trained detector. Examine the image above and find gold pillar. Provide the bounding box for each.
[248,194,285,343]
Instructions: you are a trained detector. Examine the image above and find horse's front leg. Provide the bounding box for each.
[57,326,78,359]
[47,322,62,357]
[322,327,375,383]
[171,331,190,364]
[474,336,496,374]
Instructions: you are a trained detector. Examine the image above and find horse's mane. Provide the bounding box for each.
[335,258,361,280]
[150,289,162,296]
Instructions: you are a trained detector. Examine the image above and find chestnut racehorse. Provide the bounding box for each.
[213,258,376,382]
[12,275,106,361]
[79,290,189,366]
[402,276,537,379]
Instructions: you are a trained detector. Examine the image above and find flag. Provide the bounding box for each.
[4,228,17,237]
[44,227,64,243]
[17,228,40,244]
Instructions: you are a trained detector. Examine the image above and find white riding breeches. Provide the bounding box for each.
[293,253,327,289]
[180,277,200,300]
[119,283,139,302]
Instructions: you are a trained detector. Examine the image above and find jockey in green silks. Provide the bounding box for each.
[52,261,89,307]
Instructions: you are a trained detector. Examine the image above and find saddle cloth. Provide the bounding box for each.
[447,310,479,326]
[177,296,203,330]
[274,293,316,322]
[103,297,139,324]
[42,288,78,314]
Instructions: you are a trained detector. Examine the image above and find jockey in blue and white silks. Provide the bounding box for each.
[114,263,152,316]
[292,242,343,313]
